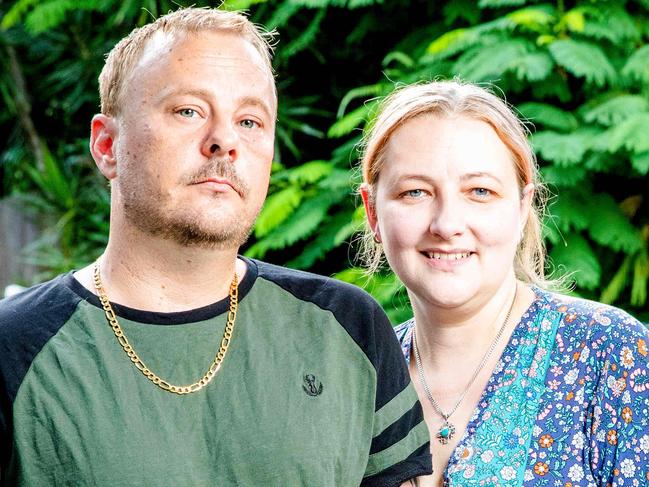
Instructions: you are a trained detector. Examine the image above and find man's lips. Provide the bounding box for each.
[192,178,240,196]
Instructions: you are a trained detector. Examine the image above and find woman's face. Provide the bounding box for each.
[363,114,533,312]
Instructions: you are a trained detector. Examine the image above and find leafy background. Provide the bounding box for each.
[1,0,647,322]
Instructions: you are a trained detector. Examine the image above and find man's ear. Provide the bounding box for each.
[90,114,119,180]
[360,184,381,243]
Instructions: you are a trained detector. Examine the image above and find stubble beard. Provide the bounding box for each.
[119,157,258,250]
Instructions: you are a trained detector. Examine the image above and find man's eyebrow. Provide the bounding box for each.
[461,172,503,184]
[238,96,275,120]
[155,89,274,119]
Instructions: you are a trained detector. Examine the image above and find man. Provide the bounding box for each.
[0,8,431,486]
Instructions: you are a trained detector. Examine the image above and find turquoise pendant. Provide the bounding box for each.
[436,421,456,444]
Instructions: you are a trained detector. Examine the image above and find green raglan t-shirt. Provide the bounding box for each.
[0,258,431,486]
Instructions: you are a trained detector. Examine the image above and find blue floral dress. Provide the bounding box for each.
[395,288,649,486]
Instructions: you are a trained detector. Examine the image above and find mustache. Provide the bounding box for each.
[183,158,248,196]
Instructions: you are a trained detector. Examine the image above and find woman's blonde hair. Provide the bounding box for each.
[359,79,551,287]
[98,7,276,116]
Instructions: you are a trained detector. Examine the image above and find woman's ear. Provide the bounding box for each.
[89,114,119,180]
[361,184,381,243]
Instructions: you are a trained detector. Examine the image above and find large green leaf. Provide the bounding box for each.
[604,113,649,154]
[631,152,649,175]
[587,194,642,254]
[599,255,631,304]
[532,129,600,166]
[622,45,649,84]
[254,186,303,238]
[549,233,601,290]
[328,102,377,138]
[548,39,616,87]
[506,6,555,33]
[547,191,590,233]
[517,102,578,132]
[540,165,586,188]
[631,251,649,307]
[512,51,553,82]
[582,95,649,127]
[478,0,527,7]
[577,6,640,44]
[453,38,532,82]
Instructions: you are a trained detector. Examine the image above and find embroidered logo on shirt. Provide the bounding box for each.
[302,374,323,396]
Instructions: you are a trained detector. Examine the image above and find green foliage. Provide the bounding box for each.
[548,39,616,87]
[2,0,647,320]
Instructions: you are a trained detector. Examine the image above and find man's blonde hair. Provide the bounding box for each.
[360,80,552,287]
[98,7,276,116]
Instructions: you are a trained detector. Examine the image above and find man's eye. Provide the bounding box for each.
[240,119,259,129]
[403,189,424,198]
[177,108,197,118]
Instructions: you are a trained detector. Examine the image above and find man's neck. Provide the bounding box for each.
[74,230,245,313]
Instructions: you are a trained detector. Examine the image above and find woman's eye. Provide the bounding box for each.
[177,108,198,118]
[240,119,259,129]
[473,188,491,198]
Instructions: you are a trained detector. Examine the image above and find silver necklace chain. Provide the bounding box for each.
[412,285,518,425]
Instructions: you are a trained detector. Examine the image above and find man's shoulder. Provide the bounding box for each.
[0,273,82,342]
[253,259,381,311]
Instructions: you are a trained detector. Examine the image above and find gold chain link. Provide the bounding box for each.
[93,262,238,395]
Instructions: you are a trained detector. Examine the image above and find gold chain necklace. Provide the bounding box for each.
[93,262,239,395]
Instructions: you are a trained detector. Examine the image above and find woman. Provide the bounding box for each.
[360,80,649,486]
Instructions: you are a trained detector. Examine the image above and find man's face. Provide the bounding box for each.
[110,30,276,249]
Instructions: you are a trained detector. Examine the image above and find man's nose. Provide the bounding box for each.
[201,121,238,161]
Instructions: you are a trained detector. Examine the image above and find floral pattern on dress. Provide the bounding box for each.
[395,288,649,486]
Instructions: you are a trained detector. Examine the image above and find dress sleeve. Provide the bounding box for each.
[589,312,649,484]
[361,307,431,486]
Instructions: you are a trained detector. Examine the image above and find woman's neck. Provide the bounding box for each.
[410,278,524,371]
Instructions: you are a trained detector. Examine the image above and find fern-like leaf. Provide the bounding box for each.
[443,0,481,25]
[1,0,39,29]
[254,186,303,238]
[548,39,616,87]
[621,45,649,85]
[512,51,553,82]
[517,102,578,132]
[328,102,376,138]
[506,6,555,33]
[582,95,649,127]
[337,84,383,118]
[453,39,532,82]
[600,255,631,304]
[540,165,586,187]
[587,194,642,253]
[271,160,333,185]
[287,211,354,269]
[631,152,649,175]
[532,128,601,166]
[604,113,649,154]
[265,1,301,29]
[577,6,640,44]
[426,28,479,59]
[549,233,601,290]
[277,8,325,61]
[548,191,591,233]
[631,251,648,307]
[479,0,527,8]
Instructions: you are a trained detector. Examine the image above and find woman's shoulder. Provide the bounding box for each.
[394,318,415,363]
[534,287,648,346]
